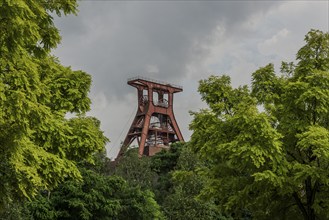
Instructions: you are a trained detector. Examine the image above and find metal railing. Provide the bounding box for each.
[139,95,148,105]
[127,76,183,89]
[154,99,168,108]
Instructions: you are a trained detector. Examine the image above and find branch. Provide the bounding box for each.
[305,177,313,218]
[287,151,299,162]
[313,97,317,125]
[297,148,307,164]
[311,180,320,206]
[316,158,320,168]
[293,192,308,220]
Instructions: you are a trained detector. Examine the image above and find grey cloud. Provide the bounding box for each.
[54,1,280,100]
[51,1,327,158]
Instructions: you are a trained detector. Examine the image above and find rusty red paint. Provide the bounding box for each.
[117,77,184,158]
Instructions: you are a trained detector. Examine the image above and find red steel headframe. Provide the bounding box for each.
[117,76,184,158]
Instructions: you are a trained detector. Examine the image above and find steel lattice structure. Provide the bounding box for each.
[117,76,184,158]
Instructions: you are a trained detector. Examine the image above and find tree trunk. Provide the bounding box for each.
[293,177,318,220]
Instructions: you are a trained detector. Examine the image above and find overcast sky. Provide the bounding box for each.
[53,1,329,159]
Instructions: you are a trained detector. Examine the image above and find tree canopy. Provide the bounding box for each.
[0,0,107,211]
[190,29,329,219]
[27,156,164,220]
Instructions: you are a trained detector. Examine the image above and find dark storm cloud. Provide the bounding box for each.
[54,1,280,100]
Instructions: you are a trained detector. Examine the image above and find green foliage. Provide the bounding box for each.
[1,1,165,219]
[190,30,329,219]
[27,153,164,220]
[116,185,164,220]
[113,142,223,219]
[112,148,158,190]
[112,143,184,203]
[198,75,253,117]
[0,200,31,220]
[296,29,329,76]
[28,193,57,220]
[150,142,184,205]
[0,0,108,214]
[48,169,123,220]
[163,145,230,220]
[151,142,183,174]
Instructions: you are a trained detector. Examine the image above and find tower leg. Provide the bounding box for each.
[169,114,184,142]
[122,113,139,146]
[138,113,151,156]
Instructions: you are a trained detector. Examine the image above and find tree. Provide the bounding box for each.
[163,144,229,220]
[27,152,164,220]
[111,148,158,190]
[0,0,107,211]
[190,30,329,219]
[150,142,184,205]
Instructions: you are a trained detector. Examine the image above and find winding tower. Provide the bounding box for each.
[118,76,184,157]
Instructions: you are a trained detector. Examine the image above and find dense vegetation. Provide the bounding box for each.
[190,29,329,220]
[0,0,106,213]
[1,0,329,219]
[0,0,163,219]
